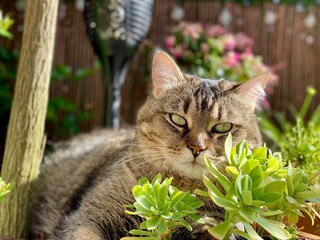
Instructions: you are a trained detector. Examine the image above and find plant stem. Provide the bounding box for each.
[298,87,316,121]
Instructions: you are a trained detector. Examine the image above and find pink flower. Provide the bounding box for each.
[223,51,241,67]
[241,47,253,59]
[184,23,203,39]
[200,42,210,54]
[261,98,270,110]
[205,25,227,38]
[221,33,237,51]
[235,33,253,51]
[165,36,176,49]
[169,46,183,59]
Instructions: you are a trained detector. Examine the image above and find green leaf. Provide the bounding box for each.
[133,202,153,215]
[259,209,283,216]
[208,189,238,211]
[249,165,263,188]
[260,192,282,203]
[189,200,205,209]
[158,218,167,235]
[135,195,153,210]
[171,212,183,220]
[242,190,252,206]
[204,156,232,192]
[175,219,192,231]
[194,189,209,197]
[202,175,224,198]
[146,215,161,230]
[241,175,253,191]
[238,209,255,224]
[225,166,239,179]
[243,222,264,240]
[285,175,294,196]
[252,147,267,159]
[291,171,303,188]
[153,183,161,202]
[263,180,286,193]
[161,212,173,219]
[0,28,13,39]
[241,159,259,174]
[150,206,160,215]
[138,177,149,186]
[295,183,308,192]
[251,215,292,239]
[207,220,234,239]
[151,173,162,185]
[251,186,264,199]
[232,229,251,240]
[170,191,186,208]
[159,183,169,204]
[294,191,319,199]
[121,237,157,240]
[236,141,249,168]
[129,229,154,236]
[224,133,233,163]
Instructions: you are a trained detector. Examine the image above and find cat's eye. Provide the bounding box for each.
[170,114,187,127]
[212,122,233,133]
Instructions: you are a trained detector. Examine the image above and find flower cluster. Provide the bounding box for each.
[165,22,278,103]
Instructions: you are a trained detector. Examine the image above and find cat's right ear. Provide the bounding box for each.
[152,51,184,98]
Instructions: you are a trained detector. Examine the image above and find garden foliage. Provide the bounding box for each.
[122,173,204,240]
[125,135,320,239]
[258,87,320,187]
[164,22,277,87]
[197,134,320,239]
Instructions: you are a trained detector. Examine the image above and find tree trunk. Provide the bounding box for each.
[0,0,59,238]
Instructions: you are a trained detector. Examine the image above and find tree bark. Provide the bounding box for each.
[0,0,59,238]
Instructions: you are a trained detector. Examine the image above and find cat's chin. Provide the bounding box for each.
[167,151,208,180]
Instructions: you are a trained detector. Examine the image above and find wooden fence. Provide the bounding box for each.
[1,0,320,133]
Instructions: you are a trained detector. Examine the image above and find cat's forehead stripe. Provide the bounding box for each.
[183,96,191,114]
[218,104,223,121]
[193,81,221,112]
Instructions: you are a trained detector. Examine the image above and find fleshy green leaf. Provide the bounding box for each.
[204,156,232,192]
[252,147,267,159]
[242,190,252,206]
[225,133,233,164]
[207,221,234,239]
[146,215,161,230]
[208,189,238,211]
[263,180,286,193]
[243,222,264,240]
[251,215,292,239]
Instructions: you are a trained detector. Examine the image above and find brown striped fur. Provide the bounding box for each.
[31,52,268,239]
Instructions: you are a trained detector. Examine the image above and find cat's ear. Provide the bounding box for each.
[236,73,270,111]
[152,51,184,97]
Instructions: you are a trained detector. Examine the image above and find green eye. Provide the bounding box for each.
[212,122,233,133]
[170,114,187,127]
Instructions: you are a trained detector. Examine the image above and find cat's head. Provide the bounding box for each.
[136,51,268,179]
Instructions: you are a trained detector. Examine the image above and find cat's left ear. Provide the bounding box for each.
[236,73,270,111]
[152,51,184,97]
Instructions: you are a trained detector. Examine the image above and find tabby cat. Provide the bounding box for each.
[31,51,268,240]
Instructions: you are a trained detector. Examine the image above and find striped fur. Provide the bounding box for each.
[31,52,267,239]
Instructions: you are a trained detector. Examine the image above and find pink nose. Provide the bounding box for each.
[188,144,206,157]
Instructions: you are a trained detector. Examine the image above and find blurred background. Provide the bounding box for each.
[0,1,319,185]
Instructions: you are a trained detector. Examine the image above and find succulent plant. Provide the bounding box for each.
[195,134,320,240]
[122,173,204,240]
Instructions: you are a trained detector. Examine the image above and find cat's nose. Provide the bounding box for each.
[187,144,206,158]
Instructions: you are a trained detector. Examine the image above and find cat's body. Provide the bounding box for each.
[31,52,268,239]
